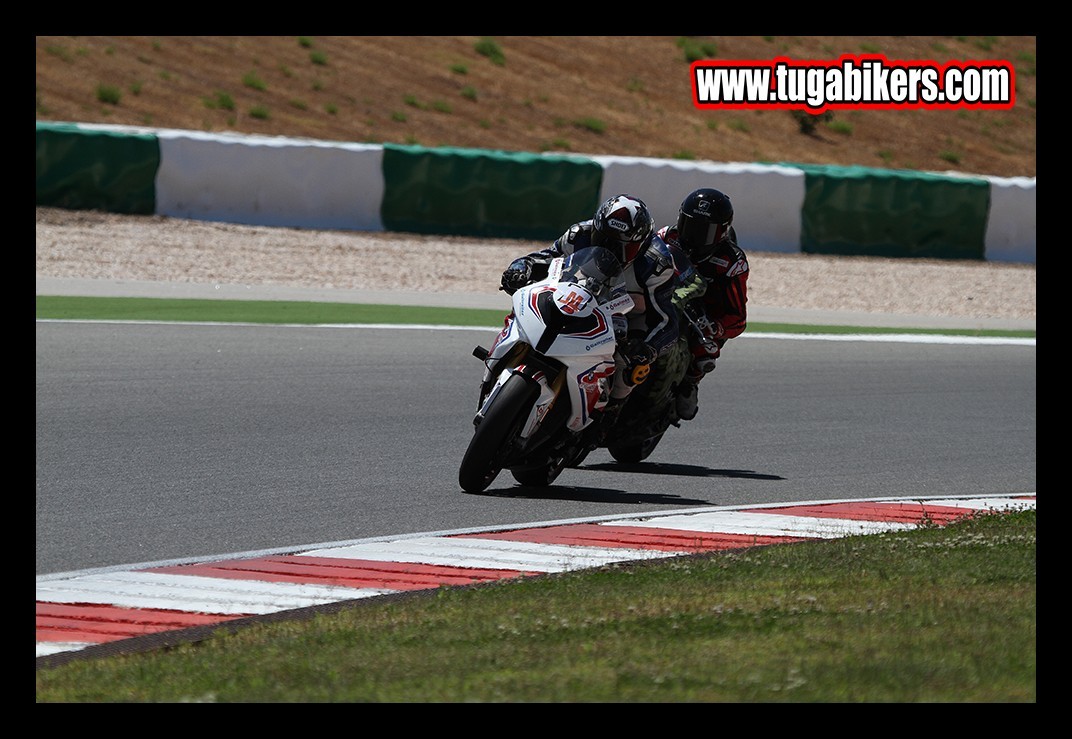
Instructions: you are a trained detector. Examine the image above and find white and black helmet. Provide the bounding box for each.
[591,194,654,266]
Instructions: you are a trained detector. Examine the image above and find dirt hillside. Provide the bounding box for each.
[35,35,1036,179]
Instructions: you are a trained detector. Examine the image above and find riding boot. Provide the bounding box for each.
[676,379,699,421]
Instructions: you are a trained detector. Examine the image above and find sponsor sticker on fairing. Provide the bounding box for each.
[578,362,616,420]
[549,257,564,282]
[556,288,591,315]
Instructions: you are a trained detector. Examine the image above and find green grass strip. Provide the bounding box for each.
[35,295,1035,339]
[35,295,506,328]
[36,508,1036,702]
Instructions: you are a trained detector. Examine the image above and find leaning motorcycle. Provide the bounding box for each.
[458,246,634,494]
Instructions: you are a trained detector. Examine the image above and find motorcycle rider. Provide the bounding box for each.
[657,187,749,421]
[500,193,681,428]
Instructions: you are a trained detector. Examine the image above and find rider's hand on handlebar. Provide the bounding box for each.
[624,338,657,365]
[621,337,657,386]
[688,308,725,350]
[500,258,533,294]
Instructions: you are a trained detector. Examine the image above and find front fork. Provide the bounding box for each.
[472,343,565,437]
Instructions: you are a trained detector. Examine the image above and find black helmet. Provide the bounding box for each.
[676,188,733,263]
[591,194,654,266]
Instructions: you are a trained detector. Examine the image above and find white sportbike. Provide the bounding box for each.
[458,247,634,493]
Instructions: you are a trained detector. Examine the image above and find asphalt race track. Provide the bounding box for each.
[36,320,1036,575]
[35,314,1036,662]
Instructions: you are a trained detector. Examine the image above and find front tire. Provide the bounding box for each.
[459,374,537,493]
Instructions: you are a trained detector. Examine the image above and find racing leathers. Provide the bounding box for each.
[502,219,681,404]
[658,224,749,418]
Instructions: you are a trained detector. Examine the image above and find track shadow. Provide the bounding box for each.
[462,462,784,504]
[582,461,785,480]
[465,484,711,506]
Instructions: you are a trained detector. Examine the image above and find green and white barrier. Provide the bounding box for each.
[983,175,1036,264]
[595,157,807,254]
[156,129,386,231]
[36,121,1036,264]
[380,145,602,240]
[793,163,991,260]
[35,123,159,214]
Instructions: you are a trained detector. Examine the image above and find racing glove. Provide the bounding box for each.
[621,337,657,387]
[685,305,724,357]
[500,258,534,294]
[699,315,725,341]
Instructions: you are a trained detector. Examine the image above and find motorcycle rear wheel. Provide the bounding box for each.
[458,374,537,493]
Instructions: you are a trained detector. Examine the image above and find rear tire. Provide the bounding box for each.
[458,374,537,493]
[565,445,593,469]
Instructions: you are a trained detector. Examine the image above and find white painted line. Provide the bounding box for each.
[36,642,95,658]
[35,319,1034,346]
[36,493,1036,583]
[741,332,1035,346]
[36,571,393,615]
[302,536,674,573]
[608,511,918,538]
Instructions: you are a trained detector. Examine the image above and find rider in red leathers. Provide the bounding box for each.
[657,188,749,420]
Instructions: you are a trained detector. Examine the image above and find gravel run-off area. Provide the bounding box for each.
[36,207,1035,331]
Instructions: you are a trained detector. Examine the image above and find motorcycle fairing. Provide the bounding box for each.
[533,291,611,354]
[570,360,616,429]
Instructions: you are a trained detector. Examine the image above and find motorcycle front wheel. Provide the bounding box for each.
[458,373,538,493]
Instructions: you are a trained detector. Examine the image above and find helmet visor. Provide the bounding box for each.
[679,214,727,261]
